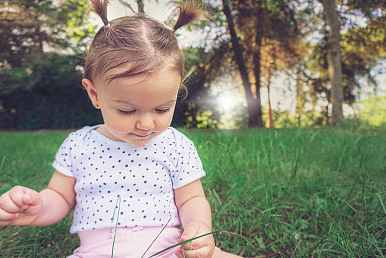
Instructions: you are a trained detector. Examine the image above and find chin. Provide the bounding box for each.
[129,139,150,147]
[125,135,153,146]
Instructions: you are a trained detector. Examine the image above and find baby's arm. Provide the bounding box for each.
[174,179,215,258]
[0,171,76,227]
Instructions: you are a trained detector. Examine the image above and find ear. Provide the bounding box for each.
[82,78,100,109]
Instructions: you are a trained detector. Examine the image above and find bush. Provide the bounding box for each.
[0,53,103,130]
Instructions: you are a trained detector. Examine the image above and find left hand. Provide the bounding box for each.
[175,220,215,258]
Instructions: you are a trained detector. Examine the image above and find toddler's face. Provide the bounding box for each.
[84,65,181,147]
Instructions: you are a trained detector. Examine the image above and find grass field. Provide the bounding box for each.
[0,125,385,257]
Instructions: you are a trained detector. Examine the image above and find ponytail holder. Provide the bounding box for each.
[171,28,176,33]
[104,23,111,29]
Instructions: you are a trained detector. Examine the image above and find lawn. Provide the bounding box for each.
[0,125,385,257]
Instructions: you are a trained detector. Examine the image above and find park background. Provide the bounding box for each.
[0,0,385,257]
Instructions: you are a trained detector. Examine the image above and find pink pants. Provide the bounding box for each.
[67,226,182,258]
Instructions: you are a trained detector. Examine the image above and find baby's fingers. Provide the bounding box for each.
[0,208,19,226]
[180,223,199,242]
[0,191,22,226]
[181,237,204,252]
[9,186,40,209]
[0,191,26,213]
[175,245,211,258]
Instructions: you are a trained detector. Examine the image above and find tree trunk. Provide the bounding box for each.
[321,0,344,125]
[222,0,263,127]
[251,2,265,127]
[252,30,264,127]
[295,64,305,127]
[137,0,144,14]
[265,71,273,128]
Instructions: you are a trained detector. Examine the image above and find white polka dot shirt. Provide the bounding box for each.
[52,126,205,234]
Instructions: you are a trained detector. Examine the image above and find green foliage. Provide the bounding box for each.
[0,0,98,130]
[299,1,386,112]
[65,0,96,48]
[185,103,218,129]
[0,0,93,69]
[358,96,386,127]
[184,101,248,129]
[0,53,102,130]
[266,109,325,128]
[1,0,385,130]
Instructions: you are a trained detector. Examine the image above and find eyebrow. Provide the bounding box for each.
[111,100,177,105]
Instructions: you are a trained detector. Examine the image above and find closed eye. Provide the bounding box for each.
[118,109,136,115]
[156,108,170,113]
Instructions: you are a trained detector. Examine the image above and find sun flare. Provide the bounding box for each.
[217,93,239,112]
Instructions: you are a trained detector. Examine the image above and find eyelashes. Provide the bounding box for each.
[117,108,170,115]
[118,109,135,115]
[155,108,170,113]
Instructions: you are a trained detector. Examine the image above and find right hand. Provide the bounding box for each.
[0,186,43,226]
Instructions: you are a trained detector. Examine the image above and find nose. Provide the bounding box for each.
[136,113,154,131]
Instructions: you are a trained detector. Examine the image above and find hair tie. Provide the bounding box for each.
[171,28,176,33]
[104,23,110,29]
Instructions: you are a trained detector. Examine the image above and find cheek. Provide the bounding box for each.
[104,111,134,131]
[156,114,174,130]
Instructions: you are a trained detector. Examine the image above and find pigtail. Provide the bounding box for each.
[90,0,109,27]
[171,0,206,32]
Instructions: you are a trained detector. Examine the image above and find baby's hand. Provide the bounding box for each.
[176,220,215,258]
[0,186,42,226]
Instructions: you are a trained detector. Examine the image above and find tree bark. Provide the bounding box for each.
[295,64,305,127]
[265,70,273,128]
[252,23,264,127]
[137,0,144,14]
[222,0,263,127]
[321,0,344,125]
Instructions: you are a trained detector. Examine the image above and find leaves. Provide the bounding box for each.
[0,0,93,69]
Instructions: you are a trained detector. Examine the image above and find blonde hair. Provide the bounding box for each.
[84,0,205,87]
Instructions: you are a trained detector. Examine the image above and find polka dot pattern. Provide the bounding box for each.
[52,125,205,234]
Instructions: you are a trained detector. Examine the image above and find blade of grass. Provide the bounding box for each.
[212,147,240,224]
[111,195,121,258]
[141,217,172,258]
[147,231,218,258]
[290,148,301,180]
[376,193,386,215]
[0,156,6,174]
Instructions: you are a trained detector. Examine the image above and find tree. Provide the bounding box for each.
[186,0,385,128]
[0,0,98,129]
[0,0,92,70]
[304,0,385,122]
[220,0,300,127]
[221,0,261,127]
[319,0,344,125]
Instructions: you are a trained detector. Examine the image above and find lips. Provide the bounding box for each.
[133,133,152,138]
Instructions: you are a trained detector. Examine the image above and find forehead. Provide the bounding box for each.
[90,49,183,83]
[102,62,181,86]
[100,58,180,82]
[99,64,182,105]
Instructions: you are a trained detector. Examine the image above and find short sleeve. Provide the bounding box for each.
[171,131,206,189]
[52,132,78,177]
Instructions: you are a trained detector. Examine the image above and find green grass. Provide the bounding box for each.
[0,126,386,257]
